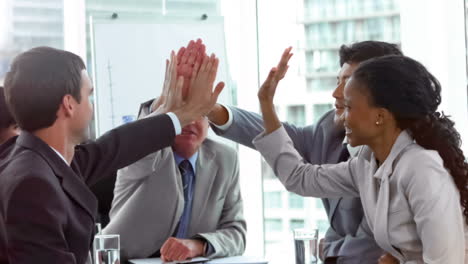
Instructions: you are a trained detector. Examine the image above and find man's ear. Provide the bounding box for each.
[60,95,76,118]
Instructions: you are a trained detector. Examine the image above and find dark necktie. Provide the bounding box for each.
[338,143,350,162]
[175,160,195,238]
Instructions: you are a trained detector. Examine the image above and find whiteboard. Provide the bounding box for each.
[90,16,232,136]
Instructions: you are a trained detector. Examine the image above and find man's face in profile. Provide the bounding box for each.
[70,70,94,143]
[332,62,360,126]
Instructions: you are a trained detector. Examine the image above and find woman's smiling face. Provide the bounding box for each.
[342,76,383,147]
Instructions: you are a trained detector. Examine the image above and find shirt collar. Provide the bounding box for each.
[50,146,69,166]
[173,151,199,174]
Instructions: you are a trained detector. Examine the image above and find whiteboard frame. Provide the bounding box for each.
[89,14,231,137]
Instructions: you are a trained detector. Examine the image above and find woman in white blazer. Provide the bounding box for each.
[253,49,468,264]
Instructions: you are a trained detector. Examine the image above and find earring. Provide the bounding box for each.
[375,121,380,125]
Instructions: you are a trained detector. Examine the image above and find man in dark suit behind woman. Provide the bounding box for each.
[0,46,224,264]
[0,87,19,145]
[0,86,19,264]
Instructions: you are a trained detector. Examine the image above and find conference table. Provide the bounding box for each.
[129,255,268,264]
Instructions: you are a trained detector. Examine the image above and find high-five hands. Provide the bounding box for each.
[152,39,206,113]
[258,47,293,134]
[177,39,206,95]
[175,53,224,125]
[152,39,224,127]
[151,51,184,115]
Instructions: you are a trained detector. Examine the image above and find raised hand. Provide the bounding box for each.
[173,53,225,126]
[151,51,184,114]
[152,40,206,114]
[176,39,206,97]
[257,47,293,104]
[258,47,293,134]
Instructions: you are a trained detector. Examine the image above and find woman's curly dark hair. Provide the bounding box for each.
[353,55,468,224]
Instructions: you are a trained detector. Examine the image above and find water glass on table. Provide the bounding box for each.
[293,228,318,264]
[93,233,120,264]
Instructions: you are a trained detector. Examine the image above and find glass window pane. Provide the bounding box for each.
[286,105,306,126]
[317,219,329,235]
[315,198,324,209]
[265,191,282,209]
[289,193,304,209]
[313,104,333,123]
[0,0,65,83]
[307,78,336,92]
[290,219,305,230]
[265,219,283,232]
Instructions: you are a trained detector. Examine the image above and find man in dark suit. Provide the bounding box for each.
[0,46,223,264]
[207,41,402,264]
[0,86,18,264]
[0,87,19,145]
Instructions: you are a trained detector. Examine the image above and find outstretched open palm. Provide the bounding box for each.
[152,39,206,113]
[257,47,293,104]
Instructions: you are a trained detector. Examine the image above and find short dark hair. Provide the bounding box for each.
[339,41,402,67]
[0,86,15,129]
[4,46,85,132]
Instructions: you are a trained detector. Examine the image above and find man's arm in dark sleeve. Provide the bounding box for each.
[75,113,176,186]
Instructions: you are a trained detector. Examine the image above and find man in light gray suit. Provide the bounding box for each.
[207,41,402,264]
[103,46,246,262]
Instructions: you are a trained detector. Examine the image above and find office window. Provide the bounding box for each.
[312,104,334,123]
[265,219,283,232]
[265,192,282,209]
[261,159,277,180]
[289,193,305,209]
[306,50,339,73]
[0,0,65,83]
[290,219,305,230]
[286,105,306,126]
[317,219,330,235]
[307,78,336,92]
[315,198,324,209]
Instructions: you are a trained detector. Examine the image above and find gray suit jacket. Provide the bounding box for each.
[103,138,246,260]
[211,107,382,263]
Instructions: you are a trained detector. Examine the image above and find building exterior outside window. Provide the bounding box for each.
[0,0,65,83]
